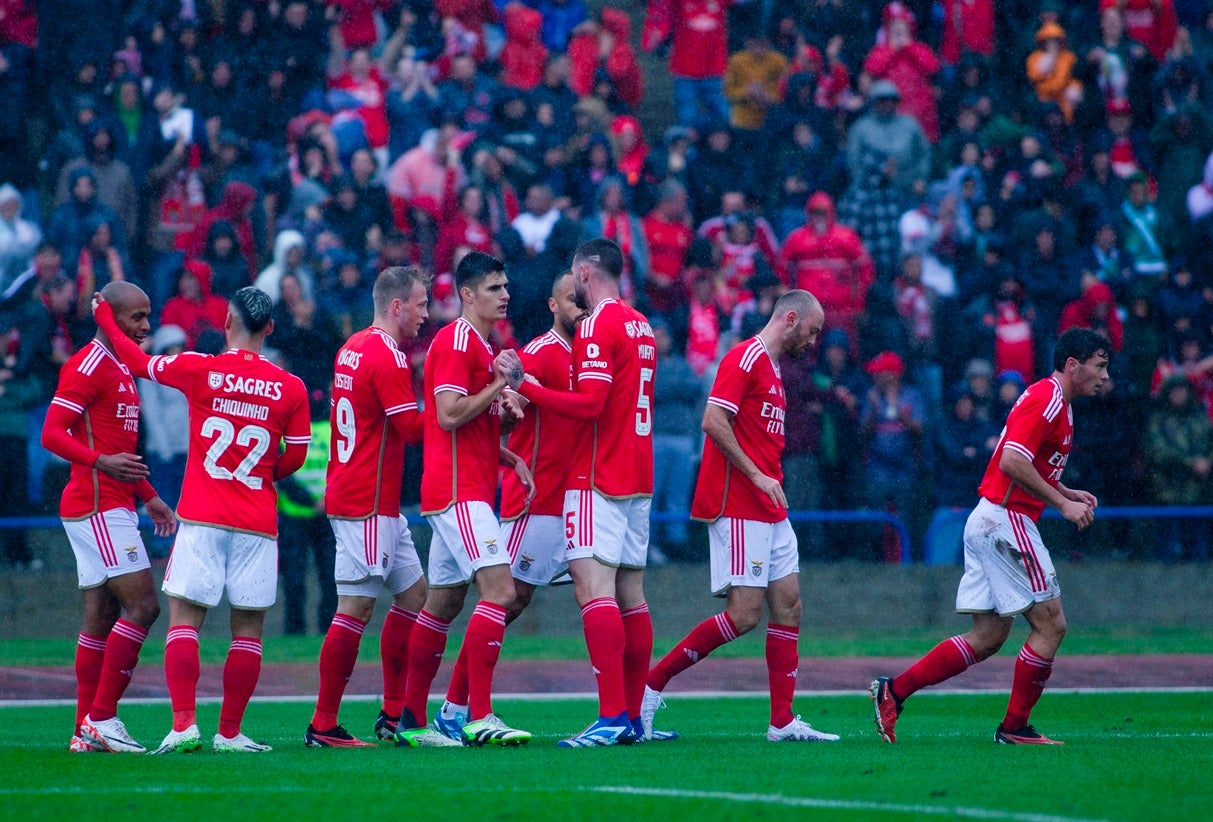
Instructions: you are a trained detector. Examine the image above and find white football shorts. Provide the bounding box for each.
[163,522,277,610]
[708,516,799,596]
[330,515,424,598]
[63,508,151,589]
[425,501,509,588]
[501,513,568,586]
[563,489,649,570]
[956,497,1061,616]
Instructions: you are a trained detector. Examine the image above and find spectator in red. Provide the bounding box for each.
[332,0,395,50]
[1102,0,1177,62]
[1058,277,1126,352]
[782,37,852,111]
[939,0,995,66]
[642,0,731,126]
[863,2,941,142]
[159,259,228,350]
[681,262,728,377]
[436,0,496,63]
[642,181,693,315]
[387,123,467,266]
[780,191,875,347]
[568,8,644,110]
[187,181,258,281]
[499,3,547,91]
[610,115,648,190]
[697,189,781,277]
[328,47,391,166]
[434,184,494,277]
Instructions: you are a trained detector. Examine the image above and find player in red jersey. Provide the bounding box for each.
[94,286,311,754]
[303,267,433,748]
[513,239,659,746]
[428,271,586,739]
[639,290,840,743]
[395,250,537,748]
[870,328,1110,745]
[41,281,177,754]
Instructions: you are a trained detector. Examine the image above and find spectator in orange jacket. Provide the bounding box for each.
[1026,22,1084,123]
[780,191,875,347]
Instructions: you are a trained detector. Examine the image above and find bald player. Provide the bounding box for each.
[42,281,177,753]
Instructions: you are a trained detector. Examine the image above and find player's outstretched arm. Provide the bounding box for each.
[41,401,151,482]
[143,495,178,537]
[93,298,154,377]
[388,407,424,446]
[702,402,788,509]
[517,375,609,420]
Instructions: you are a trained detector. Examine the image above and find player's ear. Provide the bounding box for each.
[264,318,275,337]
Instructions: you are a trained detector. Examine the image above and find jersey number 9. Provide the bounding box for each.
[333,397,356,464]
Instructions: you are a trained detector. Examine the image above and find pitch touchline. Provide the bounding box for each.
[1,686,1210,709]
[588,786,1109,822]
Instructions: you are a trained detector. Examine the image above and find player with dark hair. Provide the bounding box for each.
[871,327,1111,745]
[304,267,433,748]
[394,251,536,747]
[42,281,177,753]
[428,271,587,739]
[94,285,311,753]
[641,290,840,743]
[513,238,660,746]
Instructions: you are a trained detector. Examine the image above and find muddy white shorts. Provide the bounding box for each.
[425,501,509,587]
[163,522,277,610]
[956,498,1061,616]
[708,516,799,596]
[330,515,424,597]
[562,489,649,570]
[63,508,150,589]
[501,513,568,586]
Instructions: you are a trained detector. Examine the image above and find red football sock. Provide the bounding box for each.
[464,602,507,721]
[74,633,107,733]
[217,637,262,739]
[893,635,978,700]
[766,623,799,728]
[311,613,366,731]
[401,611,449,725]
[89,619,148,722]
[581,597,626,718]
[1002,643,1055,730]
[647,612,739,692]
[380,606,417,719]
[164,626,200,732]
[445,643,469,707]
[621,603,653,719]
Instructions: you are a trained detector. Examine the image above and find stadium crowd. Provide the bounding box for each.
[3,0,1213,575]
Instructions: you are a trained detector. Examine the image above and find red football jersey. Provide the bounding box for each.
[979,375,1073,522]
[569,299,656,498]
[691,337,787,523]
[326,327,422,519]
[46,341,155,519]
[144,349,311,538]
[500,330,583,519]
[420,317,501,514]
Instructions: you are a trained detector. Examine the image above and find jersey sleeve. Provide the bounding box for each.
[95,301,154,378]
[518,371,609,419]
[376,345,423,444]
[145,351,209,394]
[429,339,472,397]
[705,349,746,417]
[1002,391,1051,462]
[275,379,313,480]
[41,374,102,467]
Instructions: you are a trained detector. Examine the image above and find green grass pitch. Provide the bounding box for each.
[1,692,1210,821]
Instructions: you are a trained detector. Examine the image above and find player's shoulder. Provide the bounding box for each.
[1021,376,1066,422]
[64,341,101,373]
[359,327,410,369]
[523,330,570,357]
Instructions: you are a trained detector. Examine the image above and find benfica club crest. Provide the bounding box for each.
[208,371,224,390]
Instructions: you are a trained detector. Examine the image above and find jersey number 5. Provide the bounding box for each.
[201,416,271,490]
[635,367,653,436]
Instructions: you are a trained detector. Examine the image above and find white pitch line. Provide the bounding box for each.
[1,686,1211,710]
[0,785,311,797]
[588,786,1109,822]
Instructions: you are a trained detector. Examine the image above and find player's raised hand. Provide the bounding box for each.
[752,472,788,509]
[1072,489,1098,509]
[90,291,105,315]
[1060,498,1094,530]
[145,496,179,538]
[500,391,526,424]
[494,350,525,390]
[95,452,150,482]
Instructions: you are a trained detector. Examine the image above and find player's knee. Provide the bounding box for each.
[512,587,534,614]
[126,594,161,629]
[726,605,762,635]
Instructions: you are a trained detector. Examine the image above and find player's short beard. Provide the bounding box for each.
[560,315,577,337]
